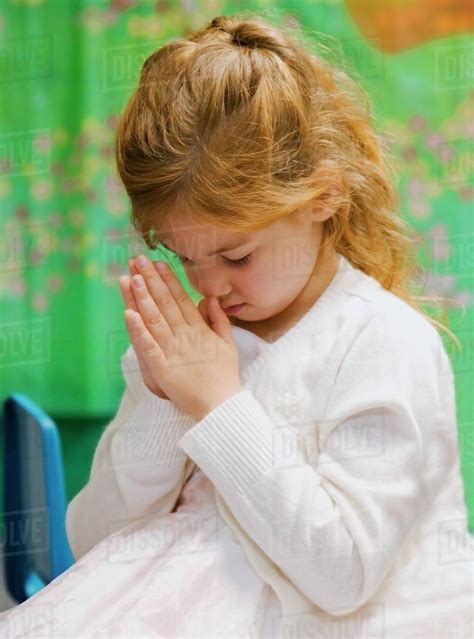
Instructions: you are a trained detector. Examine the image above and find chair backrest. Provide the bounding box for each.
[2,393,75,603]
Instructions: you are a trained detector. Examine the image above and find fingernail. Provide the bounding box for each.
[133,275,144,288]
[136,255,148,268]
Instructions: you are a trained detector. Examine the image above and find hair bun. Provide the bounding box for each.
[232,25,262,49]
[209,16,284,53]
[210,16,233,32]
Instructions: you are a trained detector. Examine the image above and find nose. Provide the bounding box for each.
[190,265,232,301]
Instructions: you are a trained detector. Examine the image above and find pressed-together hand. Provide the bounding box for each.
[118,256,243,421]
[119,258,217,399]
[119,258,168,398]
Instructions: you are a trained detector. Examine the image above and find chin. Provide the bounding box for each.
[235,307,273,322]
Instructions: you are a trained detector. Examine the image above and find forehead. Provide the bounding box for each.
[158,219,273,253]
[158,212,297,247]
[160,225,251,246]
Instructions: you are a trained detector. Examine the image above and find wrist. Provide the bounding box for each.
[193,386,244,421]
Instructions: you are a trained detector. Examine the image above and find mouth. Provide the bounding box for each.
[222,303,246,315]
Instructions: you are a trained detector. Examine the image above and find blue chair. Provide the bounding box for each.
[2,393,75,603]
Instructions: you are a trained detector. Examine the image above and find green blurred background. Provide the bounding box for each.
[0,0,473,533]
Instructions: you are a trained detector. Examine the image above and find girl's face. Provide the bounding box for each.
[159,204,337,334]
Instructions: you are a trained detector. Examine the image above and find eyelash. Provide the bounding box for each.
[178,254,252,267]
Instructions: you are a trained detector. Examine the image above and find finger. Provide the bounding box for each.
[138,257,203,326]
[120,281,150,373]
[126,257,144,312]
[123,314,148,380]
[121,273,162,393]
[132,256,200,328]
[130,273,175,345]
[155,261,205,325]
[126,264,175,334]
[197,297,212,328]
[130,257,166,277]
[128,257,139,276]
[124,308,166,369]
[126,259,174,316]
[133,256,194,331]
[118,275,139,313]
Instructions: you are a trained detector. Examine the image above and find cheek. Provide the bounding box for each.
[249,249,311,298]
[251,253,282,285]
[277,243,312,276]
[239,262,275,297]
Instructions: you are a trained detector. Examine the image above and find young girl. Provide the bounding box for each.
[1,13,472,638]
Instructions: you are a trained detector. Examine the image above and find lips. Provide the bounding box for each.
[222,303,245,315]
[222,303,241,311]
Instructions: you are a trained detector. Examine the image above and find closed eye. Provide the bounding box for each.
[178,253,252,267]
[224,254,252,267]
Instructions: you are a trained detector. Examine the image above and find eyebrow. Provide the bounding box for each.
[159,238,249,258]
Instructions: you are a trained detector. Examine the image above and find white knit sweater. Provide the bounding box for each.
[66,254,473,637]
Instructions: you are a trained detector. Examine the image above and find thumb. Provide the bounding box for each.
[208,297,233,342]
[197,297,213,328]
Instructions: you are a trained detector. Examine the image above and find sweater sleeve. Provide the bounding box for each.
[65,344,197,561]
[177,314,458,616]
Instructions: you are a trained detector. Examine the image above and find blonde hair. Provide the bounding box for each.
[115,12,460,350]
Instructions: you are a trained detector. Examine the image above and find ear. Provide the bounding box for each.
[310,168,345,223]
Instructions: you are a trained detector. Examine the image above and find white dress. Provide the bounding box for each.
[0,327,283,638]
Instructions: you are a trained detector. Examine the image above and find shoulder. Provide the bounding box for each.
[318,267,456,433]
[367,286,443,356]
[321,261,452,396]
[368,288,455,393]
[335,259,445,362]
